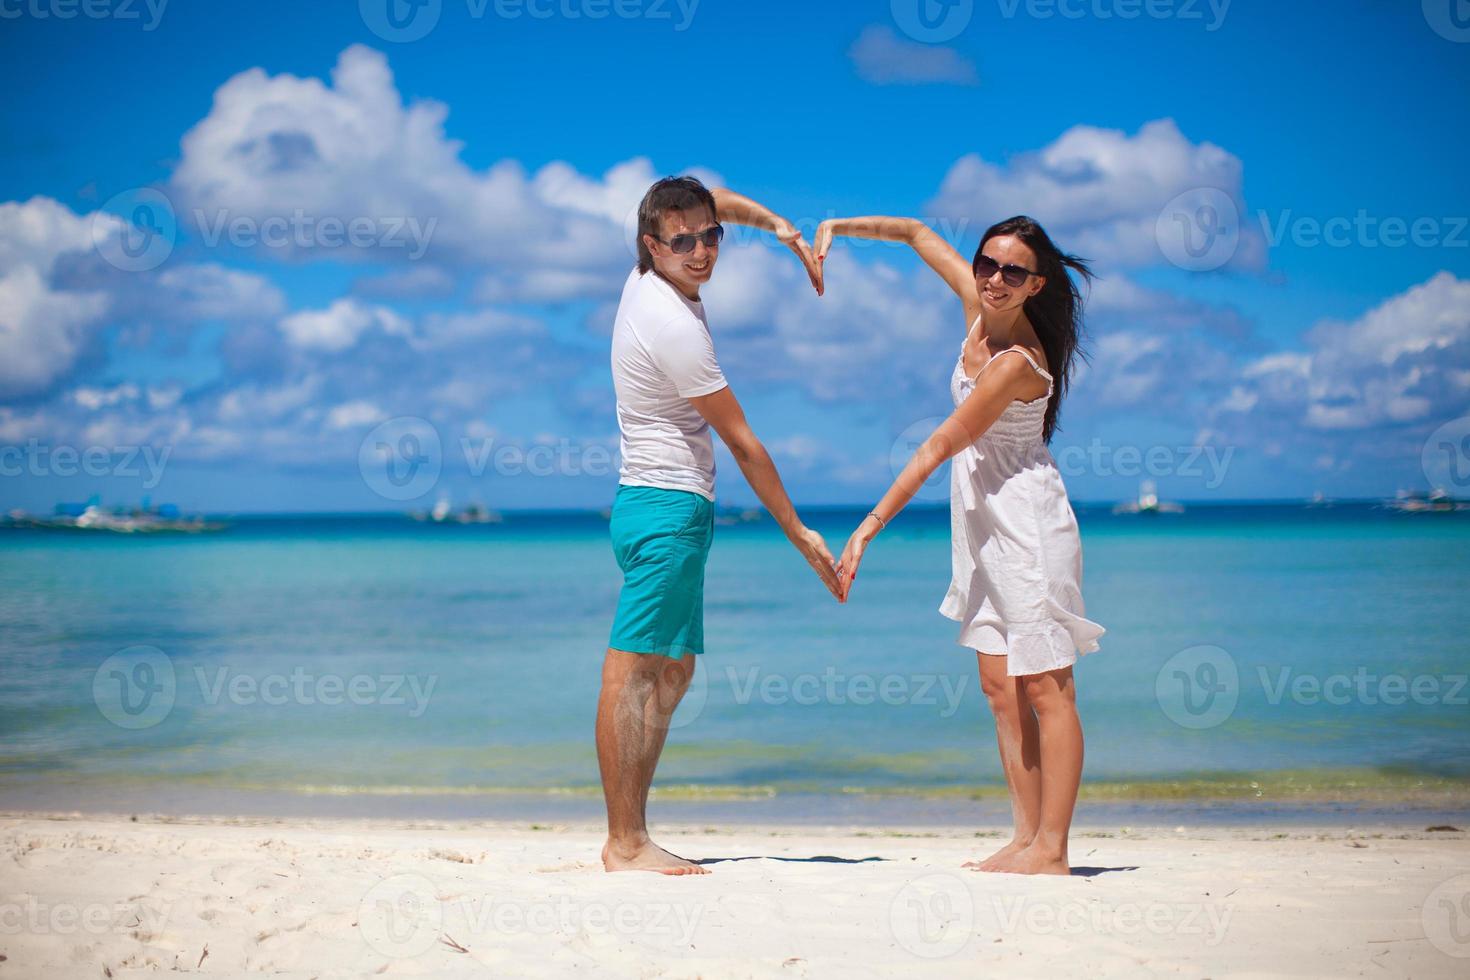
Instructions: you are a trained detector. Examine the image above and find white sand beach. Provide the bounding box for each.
[2,812,1467,978]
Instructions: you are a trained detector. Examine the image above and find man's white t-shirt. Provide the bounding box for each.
[611,268,728,501]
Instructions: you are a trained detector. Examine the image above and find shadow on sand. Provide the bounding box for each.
[696,855,888,866]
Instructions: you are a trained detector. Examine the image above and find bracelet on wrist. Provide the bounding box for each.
[866,512,887,531]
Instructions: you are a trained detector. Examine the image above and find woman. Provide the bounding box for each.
[816,214,1104,876]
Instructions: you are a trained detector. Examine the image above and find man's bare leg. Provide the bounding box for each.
[596,648,709,874]
[965,651,1043,871]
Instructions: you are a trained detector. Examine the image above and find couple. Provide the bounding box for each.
[596,177,1104,877]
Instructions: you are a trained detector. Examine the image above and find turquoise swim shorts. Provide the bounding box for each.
[608,485,715,658]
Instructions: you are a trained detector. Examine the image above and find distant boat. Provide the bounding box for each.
[453,502,503,525]
[1384,489,1467,514]
[1113,481,1184,516]
[411,495,502,525]
[1305,491,1334,509]
[4,498,227,533]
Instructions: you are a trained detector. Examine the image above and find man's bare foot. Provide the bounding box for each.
[988,843,1070,876]
[962,837,1034,872]
[602,838,711,875]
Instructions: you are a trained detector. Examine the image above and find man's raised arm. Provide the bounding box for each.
[710,187,822,295]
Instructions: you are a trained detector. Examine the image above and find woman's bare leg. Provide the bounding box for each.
[964,651,1043,871]
[997,666,1082,876]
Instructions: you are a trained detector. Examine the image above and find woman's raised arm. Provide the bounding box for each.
[815,216,978,307]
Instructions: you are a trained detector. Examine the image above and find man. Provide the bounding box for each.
[597,176,841,874]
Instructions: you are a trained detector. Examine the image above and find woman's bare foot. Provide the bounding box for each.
[991,842,1070,876]
[602,839,710,875]
[962,837,1033,872]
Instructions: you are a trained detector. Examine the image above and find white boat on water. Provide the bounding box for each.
[411,495,503,524]
[1113,480,1184,516]
[8,501,226,533]
[1384,489,1467,514]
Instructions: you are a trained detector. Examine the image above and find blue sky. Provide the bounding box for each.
[2,0,1469,512]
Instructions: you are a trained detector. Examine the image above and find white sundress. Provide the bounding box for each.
[937,327,1105,677]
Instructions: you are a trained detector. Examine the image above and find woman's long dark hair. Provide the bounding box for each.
[974,216,1092,443]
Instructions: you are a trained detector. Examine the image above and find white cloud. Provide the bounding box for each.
[927,119,1264,270]
[278,298,411,352]
[1209,273,1470,471]
[849,25,978,86]
[71,383,140,410]
[0,196,97,276]
[0,197,116,398]
[169,45,708,301]
[325,399,382,430]
[0,264,110,399]
[701,246,957,404]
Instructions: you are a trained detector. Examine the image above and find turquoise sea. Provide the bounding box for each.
[2,504,1468,823]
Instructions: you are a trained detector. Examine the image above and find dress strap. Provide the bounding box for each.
[959,313,984,355]
[990,346,1053,383]
[970,346,1054,390]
